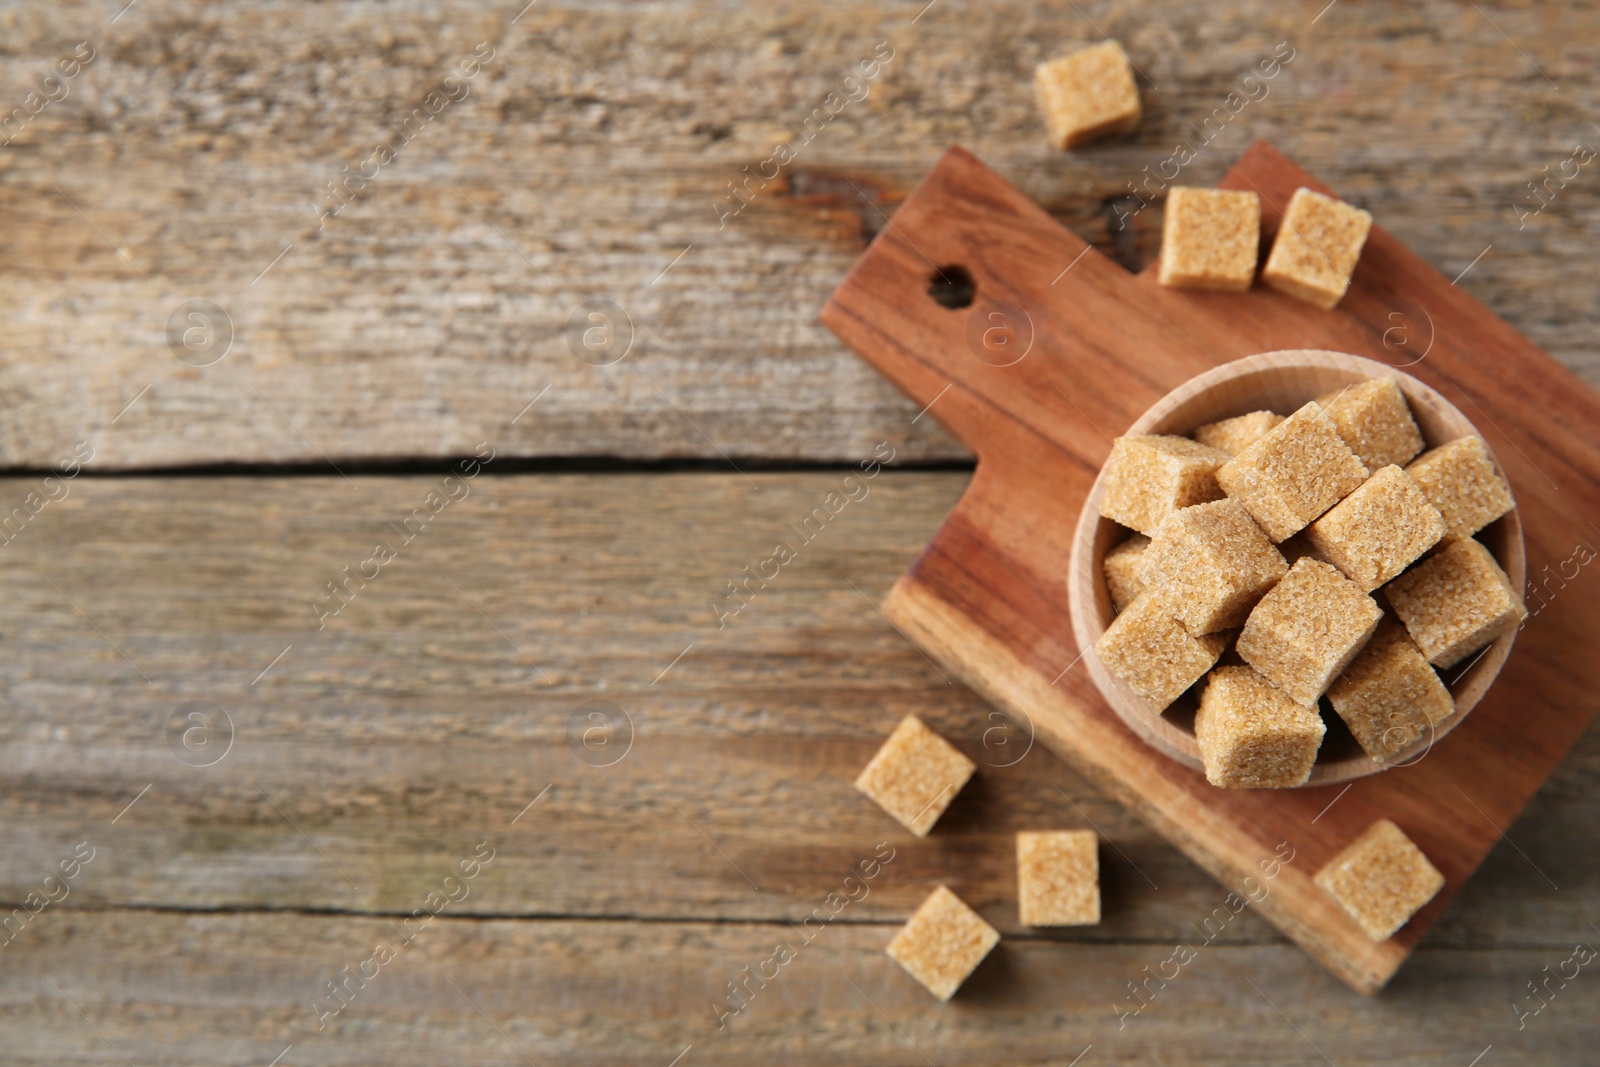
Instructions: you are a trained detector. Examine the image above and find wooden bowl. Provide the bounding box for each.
[1067,350,1526,787]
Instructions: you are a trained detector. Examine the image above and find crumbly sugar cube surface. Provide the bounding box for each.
[1194,665,1326,789]
[1103,533,1150,612]
[1034,41,1142,150]
[885,886,1001,1000]
[1306,465,1446,591]
[1217,401,1370,541]
[1099,434,1230,536]
[1017,831,1101,926]
[1384,539,1526,668]
[1194,410,1285,456]
[1315,378,1425,470]
[1139,498,1287,634]
[1261,187,1373,309]
[1328,618,1453,762]
[1404,436,1516,542]
[854,716,976,837]
[1158,187,1261,291]
[1237,558,1383,705]
[1314,819,1444,942]
[1094,595,1227,711]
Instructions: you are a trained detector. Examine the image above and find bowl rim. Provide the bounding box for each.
[1066,349,1526,787]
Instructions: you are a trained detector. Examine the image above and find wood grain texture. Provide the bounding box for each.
[0,474,1595,1063]
[821,142,1600,992]
[5,912,1598,1067]
[0,0,1598,466]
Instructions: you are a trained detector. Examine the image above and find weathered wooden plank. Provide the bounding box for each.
[0,473,1593,950]
[2,911,1595,1066]
[0,1,1596,466]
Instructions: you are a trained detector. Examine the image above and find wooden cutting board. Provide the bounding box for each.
[820,141,1600,994]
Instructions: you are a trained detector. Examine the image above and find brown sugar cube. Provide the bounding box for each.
[1099,434,1230,536]
[1217,401,1370,542]
[1094,595,1227,711]
[1103,533,1150,612]
[855,716,976,837]
[1034,41,1142,151]
[1158,188,1261,292]
[886,886,1000,1001]
[1384,539,1526,668]
[1316,378,1424,471]
[1306,465,1446,591]
[1237,558,1382,705]
[1194,666,1326,789]
[1327,619,1453,763]
[1139,498,1288,634]
[1314,819,1444,941]
[1016,831,1100,926]
[1261,187,1373,310]
[1405,436,1516,542]
[1194,410,1284,456]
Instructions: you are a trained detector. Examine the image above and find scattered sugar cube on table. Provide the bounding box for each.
[886,885,1000,1000]
[1384,539,1526,668]
[855,715,975,837]
[1405,435,1516,542]
[1158,187,1261,292]
[1218,401,1370,542]
[1017,830,1101,926]
[1314,819,1444,942]
[1099,434,1230,536]
[1261,187,1373,309]
[1194,410,1284,456]
[1094,595,1227,711]
[1327,618,1454,763]
[1034,41,1142,150]
[1237,558,1382,705]
[1306,464,1446,591]
[1102,533,1150,612]
[1139,497,1287,634]
[1194,665,1325,789]
[1316,378,1424,471]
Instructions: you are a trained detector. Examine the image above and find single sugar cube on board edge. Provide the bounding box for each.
[1327,618,1454,763]
[1193,410,1284,456]
[1034,40,1142,151]
[1316,378,1425,471]
[1194,666,1326,788]
[1237,558,1383,706]
[1099,434,1231,536]
[1157,187,1262,292]
[1260,187,1373,310]
[1217,401,1369,542]
[1405,435,1516,542]
[1102,533,1150,612]
[1384,539,1527,669]
[1314,819,1445,942]
[1306,465,1446,591]
[1138,497,1287,634]
[854,716,976,837]
[885,886,1000,1001]
[1094,595,1228,711]
[1016,830,1101,926]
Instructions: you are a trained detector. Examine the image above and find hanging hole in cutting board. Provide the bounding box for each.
[927,265,975,308]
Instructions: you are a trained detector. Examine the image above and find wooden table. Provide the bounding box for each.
[1,2,1595,1063]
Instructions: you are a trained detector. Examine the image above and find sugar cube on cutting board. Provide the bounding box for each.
[1315,819,1444,941]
